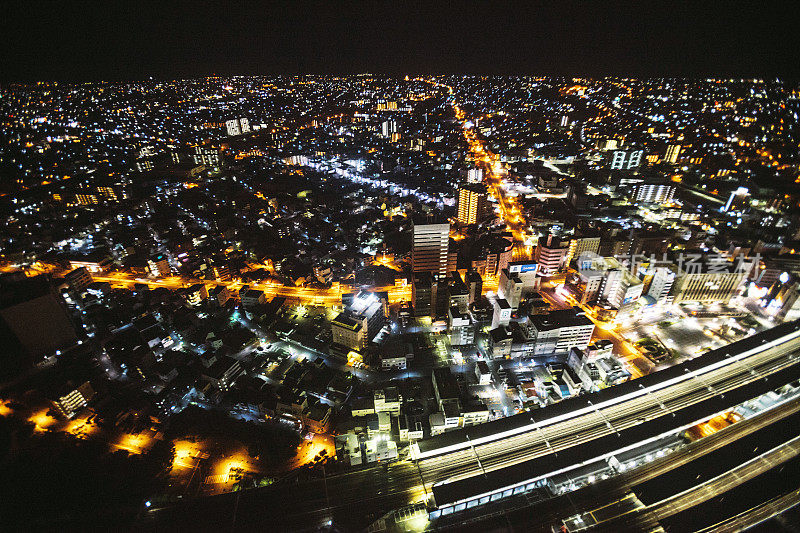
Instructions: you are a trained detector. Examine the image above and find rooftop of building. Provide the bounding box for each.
[528,307,594,331]
[331,312,363,331]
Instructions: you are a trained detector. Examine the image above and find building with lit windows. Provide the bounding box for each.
[201,356,244,392]
[192,145,223,169]
[578,256,643,308]
[68,253,113,274]
[671,259,750,304]
[74,193,99,205]
[665,144,681,164]
[564,235,601,268]
[643,265,677,304]
[183,284,208,305]
[534,234,568,275]
[630,182,676,204]
[447,307,474,346]
[470,235,514,277]
[344,291,386,341]
[226,117,251,136]
[456,183,488,225]
[498,269,524,310]
[609,149,643,170]
[723,186,751,214]
[331,312,367,351]
[466,167,483,183]
[148,255,170,277]
[524,307,595,356]
[412,220,450,275]
[51,381,95,418]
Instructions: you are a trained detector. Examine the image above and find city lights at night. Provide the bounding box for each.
[0,2,799,532]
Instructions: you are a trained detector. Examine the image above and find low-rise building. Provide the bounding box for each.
[448,306,474,346]
[524,307,595,356]
[374,387,402,415]
[303,403,331,434]
[331,312,367,352]
[64,267,93,294]
[488,326,513,359]
[201,356,244,392]
[475,360,492,385]
[183,283,208,305]
[364,438,398,462]
[51,381,95,418]
[240,288,266,308]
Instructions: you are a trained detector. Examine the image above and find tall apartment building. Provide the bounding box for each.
[599,262,644,308]
[630,182,676,204]
[381,120,397,138]
[564,235,601,267]
[412,220,450,275]
[609,149,643,170]
[226,117,251,136]
[456,183,488,225]
[192,145,223,169]
[664,144,681,164]
[467,167,484,183]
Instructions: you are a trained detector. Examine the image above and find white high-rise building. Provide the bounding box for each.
[381,120,397,138]
[412,221,450,275]
[631,182,676,204]
[467,168,484,183]
[226,118,250,137]
[600,265,644,308]
[226,119,241,136]
[610,149,643,170]
[490,297,512,329]
[647,266,677,304]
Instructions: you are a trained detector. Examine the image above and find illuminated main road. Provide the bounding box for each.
[89,272,412,305]
[429,78,533,260]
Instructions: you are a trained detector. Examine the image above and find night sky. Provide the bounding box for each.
[1,1,798,82]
